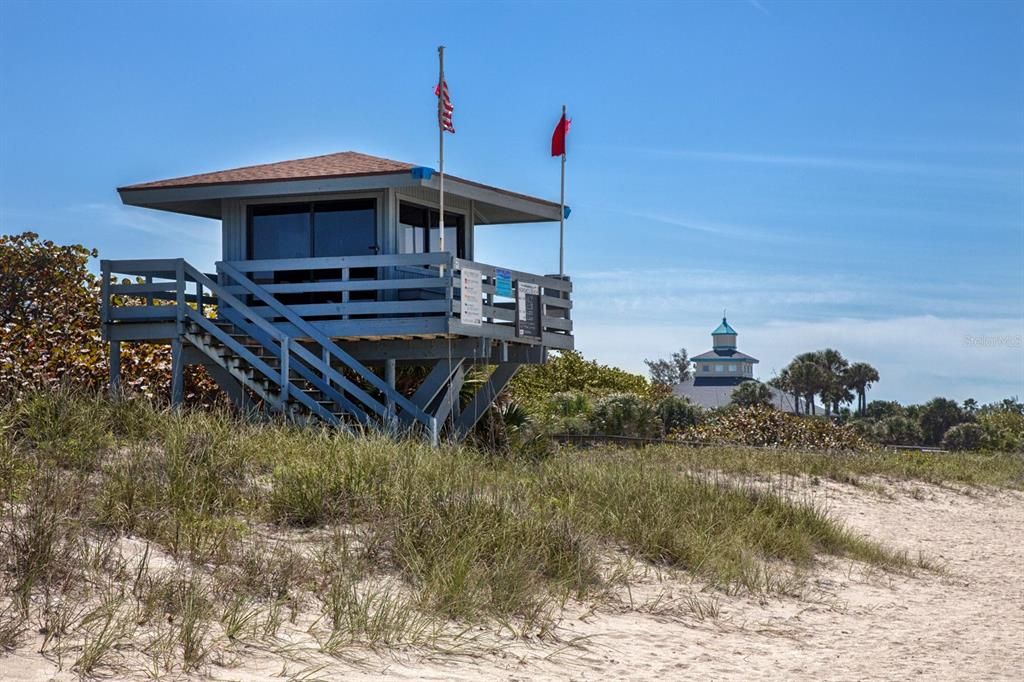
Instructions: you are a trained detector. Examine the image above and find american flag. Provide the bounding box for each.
[435,80,454,133]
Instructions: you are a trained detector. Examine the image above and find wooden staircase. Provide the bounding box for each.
[101,257,538,444]
[184,319,346,424]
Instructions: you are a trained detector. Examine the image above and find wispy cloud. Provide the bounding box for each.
[747,0,770,16]
[570,265,1016,321]
[592,205,801,243]
[589,145,1020,182]
[71,203,219,245]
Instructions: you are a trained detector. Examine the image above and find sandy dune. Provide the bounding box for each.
[380,480,1024,681]
[3,479,1022,681]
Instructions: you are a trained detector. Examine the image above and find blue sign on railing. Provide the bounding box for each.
[495,268,513,297]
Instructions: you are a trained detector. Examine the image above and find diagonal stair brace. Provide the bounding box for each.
[217,261,437,438]
[218,309,369,425]
[180,266,341,426]
[184,308,339,425]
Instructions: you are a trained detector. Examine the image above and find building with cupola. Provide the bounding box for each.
[690,317,759,385]
[674,316,807,412]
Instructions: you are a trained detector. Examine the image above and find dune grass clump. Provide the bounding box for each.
[264,435,600,622]
[535,452,918,593]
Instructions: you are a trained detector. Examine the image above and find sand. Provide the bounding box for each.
[3,479,1023,681]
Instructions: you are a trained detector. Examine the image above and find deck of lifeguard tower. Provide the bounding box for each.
[101,152,573,443]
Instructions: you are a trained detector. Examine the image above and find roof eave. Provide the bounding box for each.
[118,171,561,224]
[418,175,561,224]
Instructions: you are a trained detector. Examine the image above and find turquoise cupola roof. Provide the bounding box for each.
[712,317,737,336]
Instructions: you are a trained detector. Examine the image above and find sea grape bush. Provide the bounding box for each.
[656,395,703,433]
[671,406,869,450]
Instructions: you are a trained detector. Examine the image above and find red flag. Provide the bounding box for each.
[435,80,454,133]
[551,113,571,156]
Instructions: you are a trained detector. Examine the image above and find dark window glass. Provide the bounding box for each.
[247,199,379,309]
[313,199,377,304]
[250,203,311,260]
[313,199,377,257]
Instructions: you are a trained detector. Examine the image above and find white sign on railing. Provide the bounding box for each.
[460,268,483,326]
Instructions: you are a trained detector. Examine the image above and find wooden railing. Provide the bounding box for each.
[101,254,573,348]
[449,258,572,348]
[100,257,439,442]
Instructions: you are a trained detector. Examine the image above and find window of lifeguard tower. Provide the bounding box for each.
[247,199,378,261]
[398,202,466,259]
[246,198,379,303]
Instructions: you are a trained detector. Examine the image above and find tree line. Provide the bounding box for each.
[770,349,879,417]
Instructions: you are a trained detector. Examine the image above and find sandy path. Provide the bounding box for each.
[3,480,1022,681]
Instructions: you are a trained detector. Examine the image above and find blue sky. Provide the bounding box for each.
[1,0,1022,404]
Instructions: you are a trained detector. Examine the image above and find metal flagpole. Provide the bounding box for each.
[438,46,446,264]
[559,104,566,276]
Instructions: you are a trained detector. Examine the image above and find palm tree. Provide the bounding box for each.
[788,360,825,416]
[813,349,849,416]
[844,362,880,416]
[769,368,800,414]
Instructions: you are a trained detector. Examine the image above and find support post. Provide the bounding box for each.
[100,260,111,340]
[384,358,397,428]
[280,337,290,404]
[170,337,184,407]
[385,359,396,390]
[175,259,186,336]
[109,341,121,398]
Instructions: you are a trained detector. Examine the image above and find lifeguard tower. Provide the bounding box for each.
[100,151,573,443]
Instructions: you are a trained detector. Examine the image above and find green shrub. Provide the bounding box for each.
[508,350,652,415]
[0,232,221,403]
[656,396,702,434]
[730,382,773,408]
[863,400,904,421]
[589,393,662,438]
[942,423,985,451]
[919,397,970,446]
[542,391,592,435]
[876,415,923,445]
[846,418,879,442]
[978,406,1024,452]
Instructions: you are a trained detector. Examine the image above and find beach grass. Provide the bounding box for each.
[632,443,1024,490]
[1,388,1013,676]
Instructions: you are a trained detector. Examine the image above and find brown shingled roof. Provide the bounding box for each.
[119,151,417,191]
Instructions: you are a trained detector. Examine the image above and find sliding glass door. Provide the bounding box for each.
[247,198,378,306]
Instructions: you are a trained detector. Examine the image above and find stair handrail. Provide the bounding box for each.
[217,308,371,423]
[182,264,288,346]
[216,261,439,438]
[181,264,357,425]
